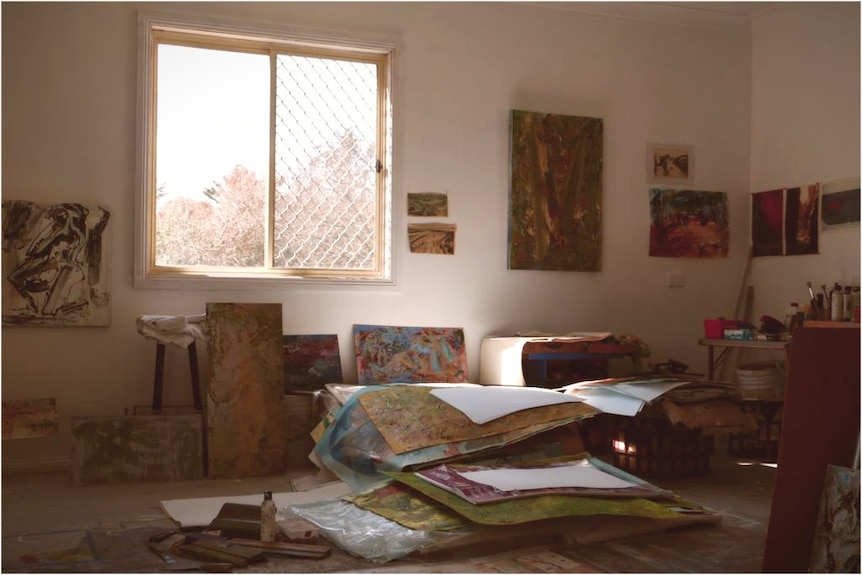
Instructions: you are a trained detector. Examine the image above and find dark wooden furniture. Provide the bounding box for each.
[521,339,642,387]
[761,325,860,572]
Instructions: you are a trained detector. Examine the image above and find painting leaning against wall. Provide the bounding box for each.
[508,110,603,271]
[2,200,111,326]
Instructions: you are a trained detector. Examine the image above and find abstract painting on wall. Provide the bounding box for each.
[407,192,448,217]
[2,200,111,326]
[785,183,819,255]
[752,189,784,257]
[752,184,821,257]
[408,223,456,255]
[283,334,343,393]
[508,110,603,271]
[647,143,694,186]
[821,176,860,229]
[354,324,469,385]
[648,189,728,258]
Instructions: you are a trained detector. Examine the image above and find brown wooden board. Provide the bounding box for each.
[70,414,203,484]
[762,326,860,572]
[206,303,287,478]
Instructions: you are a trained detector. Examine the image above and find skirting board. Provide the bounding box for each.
[2,456,70,475]
[161,481,350,528]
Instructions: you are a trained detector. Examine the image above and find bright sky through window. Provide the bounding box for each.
[155,45,269,200]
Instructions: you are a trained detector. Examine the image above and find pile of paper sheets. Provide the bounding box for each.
[292,382,720,562]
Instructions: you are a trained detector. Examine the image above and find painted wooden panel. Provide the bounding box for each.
[70,414,203,484]
[353,324,468,384]
[206,303,286,478]
[762,326,860,572]
[2,398,58,439]
[809,465,860,572]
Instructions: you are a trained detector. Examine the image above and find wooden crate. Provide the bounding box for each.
[611,417,713,478]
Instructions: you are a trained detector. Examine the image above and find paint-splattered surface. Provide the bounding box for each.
[2,200,111,326]
[810,465,860,572]
[282,334,343,393]
[2,398,58,439]
[206,303,287,479]
[354,325,468,385]
[70,415,203,484]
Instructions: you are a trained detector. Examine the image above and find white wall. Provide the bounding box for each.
[749,3,861,318]
[0,2,850,471]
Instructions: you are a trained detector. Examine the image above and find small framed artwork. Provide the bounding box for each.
[647,143,694,186]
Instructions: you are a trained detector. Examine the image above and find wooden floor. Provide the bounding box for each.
[2,440,776,573]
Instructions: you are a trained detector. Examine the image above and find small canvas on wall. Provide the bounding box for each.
[821,177,860,229]
[647,143,694,186]
[508,110,603,271]
[752,189,784,257]
[2,200,111,326]
[785,184,819,255]
[648,189,728,258]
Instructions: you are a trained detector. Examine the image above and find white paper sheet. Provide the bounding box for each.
[461,460,639,491]
[431,385,583,424]
[576,387,645,416]
[609,380,690,402]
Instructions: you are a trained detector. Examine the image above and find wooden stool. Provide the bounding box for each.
[152,341,203,413]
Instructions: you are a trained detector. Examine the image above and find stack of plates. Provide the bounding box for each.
[736,362,785,400]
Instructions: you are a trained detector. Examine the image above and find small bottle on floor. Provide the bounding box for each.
[260,490,277,542]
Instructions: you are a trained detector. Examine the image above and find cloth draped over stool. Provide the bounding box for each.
[136,314,206,348]
[136,313,207,413]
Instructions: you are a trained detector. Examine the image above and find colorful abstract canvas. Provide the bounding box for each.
[785,184,819,255]
[508,110,603,271]
[821,177,860,229]
[648,189,728,258]
[2,200,111,326]
[752,189,784,257]
[752,184,822,257]
[353,324,468,384]
[407,193,448,217]
[282,334,343,393]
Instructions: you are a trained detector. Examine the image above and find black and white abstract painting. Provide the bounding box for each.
[2,200,111,326]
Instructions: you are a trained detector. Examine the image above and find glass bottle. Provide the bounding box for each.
[260,490,277,542]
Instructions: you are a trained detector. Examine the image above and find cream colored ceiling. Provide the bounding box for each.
[525,2,779,30]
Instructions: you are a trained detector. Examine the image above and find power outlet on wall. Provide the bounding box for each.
[668,273,686,288]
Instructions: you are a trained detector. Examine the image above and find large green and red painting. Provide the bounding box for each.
[508,110,603,271]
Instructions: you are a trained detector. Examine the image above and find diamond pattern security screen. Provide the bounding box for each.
[142,18,392,284]
[274,55,379,271]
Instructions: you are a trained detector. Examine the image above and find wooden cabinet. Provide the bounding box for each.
[762,325,860,572]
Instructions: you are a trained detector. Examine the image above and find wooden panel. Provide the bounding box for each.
[206,303,286,478]
[2,398,58,439]
[70,414,203,484]
[762,326,860,572]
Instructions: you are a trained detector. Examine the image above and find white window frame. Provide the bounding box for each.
[134,11,397,289]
